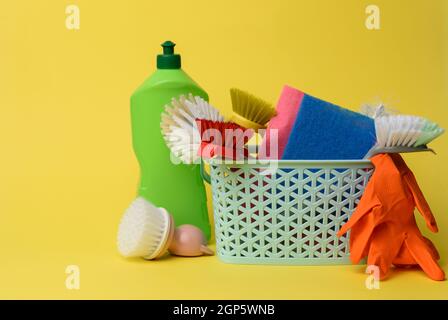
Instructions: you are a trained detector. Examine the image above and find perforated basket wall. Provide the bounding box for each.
[210,160,374,265]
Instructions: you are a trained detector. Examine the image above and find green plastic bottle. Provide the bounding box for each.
[130,41,211,240]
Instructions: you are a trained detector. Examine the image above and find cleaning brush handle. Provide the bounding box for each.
[199,144,259,183]
[200,159,211,184]
[365,145,435,158]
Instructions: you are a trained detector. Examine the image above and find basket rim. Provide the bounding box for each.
[201,158,373,184]
[208,159,373,167]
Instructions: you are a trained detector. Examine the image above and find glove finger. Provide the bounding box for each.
[405,233,445,281]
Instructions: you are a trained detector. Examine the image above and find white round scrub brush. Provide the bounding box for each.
[161,94,224,164]
[117,197,213,259]
[117,197,174,259]
[365,114,444,158]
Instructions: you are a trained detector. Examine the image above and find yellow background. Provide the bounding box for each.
[0,0,447,299]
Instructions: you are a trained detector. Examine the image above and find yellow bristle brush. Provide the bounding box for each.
[229,88,276,130]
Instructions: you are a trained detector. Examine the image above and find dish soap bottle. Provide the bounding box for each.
[130,41,211,240]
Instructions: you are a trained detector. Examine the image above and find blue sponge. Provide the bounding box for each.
[282,94,376,160]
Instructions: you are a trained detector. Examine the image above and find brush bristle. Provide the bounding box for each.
[374,115,444,148]
[161,94,224,164]
[117,197,169,258]
[195,119,252,160]
[230,88,276,128]
[196,119,252,148]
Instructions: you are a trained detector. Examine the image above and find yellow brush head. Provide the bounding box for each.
[230,88,276,130]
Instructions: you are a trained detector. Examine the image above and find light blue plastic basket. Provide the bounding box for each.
[202,159,374,265]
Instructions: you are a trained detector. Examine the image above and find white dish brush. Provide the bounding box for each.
[365,114,444,158]
[117,197,174,259]
[161,94,224,164]
[117,197,213,259]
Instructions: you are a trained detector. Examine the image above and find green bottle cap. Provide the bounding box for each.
[157,41,181,69]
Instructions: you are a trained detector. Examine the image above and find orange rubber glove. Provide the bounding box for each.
[337,153,445,281]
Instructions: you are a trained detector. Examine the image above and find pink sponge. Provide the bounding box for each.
[259,85,304,159]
